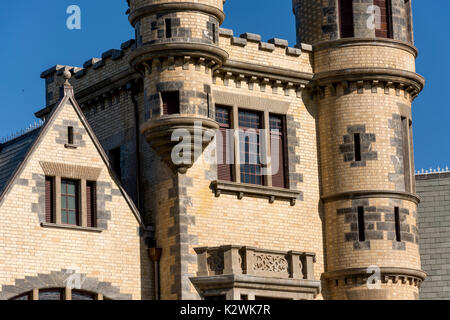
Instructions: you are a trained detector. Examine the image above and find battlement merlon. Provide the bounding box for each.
[36,39,139,119]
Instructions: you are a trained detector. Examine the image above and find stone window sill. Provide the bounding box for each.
[212,180,301,206]
[64,143,78,149]
[40,222,103,233]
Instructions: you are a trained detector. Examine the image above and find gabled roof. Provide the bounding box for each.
[0,128,42,195]
[0,77,145,227]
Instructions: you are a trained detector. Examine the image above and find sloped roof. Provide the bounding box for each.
[0,128,42,195]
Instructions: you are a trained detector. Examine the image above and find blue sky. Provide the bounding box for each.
[0,1,448,171]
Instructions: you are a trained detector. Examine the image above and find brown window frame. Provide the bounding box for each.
[216,105,234,182]
[269,114,287,189]
[45,176,55,223]
[61,179,80,226]
[239,110,264,186]
[86,181,97,228]
[374,0,393,39]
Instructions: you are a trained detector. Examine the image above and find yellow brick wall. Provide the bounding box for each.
[0,100,152,300]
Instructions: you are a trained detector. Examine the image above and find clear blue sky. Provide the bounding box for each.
[0,1,448,171]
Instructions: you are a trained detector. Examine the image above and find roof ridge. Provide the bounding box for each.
[0,121,44,146]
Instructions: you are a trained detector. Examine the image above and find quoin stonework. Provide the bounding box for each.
[0,0,435,300]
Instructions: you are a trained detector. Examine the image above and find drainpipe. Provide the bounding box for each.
[149,248,162,300]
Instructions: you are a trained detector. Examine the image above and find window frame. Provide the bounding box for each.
[60,179,80,226]
[214,104,290,190]
[44,176,98,229]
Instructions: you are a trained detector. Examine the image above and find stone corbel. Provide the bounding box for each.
[224,72,233,87]
[296,84,306,98]
[385,81,394,95]
[183,56,191,70]
[272,80,282,94]
[168,56,175,70]
[260,78,270,92]
[396,83,405,96]
[357,80,364,94]
[235,74,246,88]
[196,57,206,71]
[371,80,379,93]
[328,83,337,96]
[284,82,294,96]
[248,76,258,91]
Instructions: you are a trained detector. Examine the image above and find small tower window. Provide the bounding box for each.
[354,133,362,162]
[339,0,354,38]
[395,207,402,242]
[358,206,365,242]
[374,0,393,39]
[109,147,122,182]
[212,24,217,43]
[165,19,172,38]
[161,91,180,115]
[68,126,74,145]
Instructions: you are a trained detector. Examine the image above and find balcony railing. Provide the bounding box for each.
[194,245,316,280]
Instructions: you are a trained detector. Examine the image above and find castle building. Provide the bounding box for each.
[0,0,427,300]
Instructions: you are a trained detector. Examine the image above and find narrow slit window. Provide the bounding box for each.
[68,126,74,145]
[161,91,180,115]
[339,0,354,38]
[358,206,365,242]
[395,207,402,242]
[401,116,411,192]
[270,114,287,189]
[165,19,172,38]
[212,24,217,43]
[354,133,362,162]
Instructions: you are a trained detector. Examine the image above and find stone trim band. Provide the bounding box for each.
[321,190,421,205]
[128,3,226,26]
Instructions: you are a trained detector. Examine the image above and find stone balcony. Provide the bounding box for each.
[191,245,321,300]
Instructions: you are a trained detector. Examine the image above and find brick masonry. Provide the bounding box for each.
[417,173,450,300]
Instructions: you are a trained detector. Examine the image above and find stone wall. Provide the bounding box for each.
[417,172,450,300]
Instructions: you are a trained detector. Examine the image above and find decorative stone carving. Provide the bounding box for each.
[253,253,289,273]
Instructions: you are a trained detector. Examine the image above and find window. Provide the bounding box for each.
[86,181,97,228]
[374,0,393,38]
[216,106,233,181]
[357,206,365,242]
[395,207,401,242]
[45,176,55,223]
[44,177,97,229]
[72,290,96,300]
[39,289,65,300]
[339,0,354,38]
[61,179,79,226]
[109,147,122,182]
[354,133,362,162]
[401,116,413,192]
[212,23,217,43]
[270,115,286,188]
[10,289,103,300]
[239,110,263,186]
[68,126,74,145]
[161,91,180,115]
[165,19,172,38]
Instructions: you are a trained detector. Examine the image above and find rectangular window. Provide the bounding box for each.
[270,114,286,188]
[162,91,180,115]
[339,0,354,38]
[374,0,393,38]
[358,206,365,242]
[216,106,233,181]
[109,147,122,182]
[354,133,362,162]
[165,19,172,38]
[61,179,79,226]
[395,207,402,242]
[68,126,74,145]
[401,116,411,192]
[86,181,97,228]
[239,110,263,186]
[45,176,55,223]
[212,24,217,43]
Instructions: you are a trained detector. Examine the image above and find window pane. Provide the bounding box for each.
[67,182,76,195]
[39,289,63,300]
[72,291,95,300]
[239,110,263,186]
[68,212,77,226]
[61,211,68,224]
[68,197,76,210]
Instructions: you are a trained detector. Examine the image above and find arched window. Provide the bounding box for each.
[10,288,102,300]
[339,0,354,38]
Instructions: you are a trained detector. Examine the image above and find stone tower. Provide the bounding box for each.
[126,0,229,300]
[293,0,426,299]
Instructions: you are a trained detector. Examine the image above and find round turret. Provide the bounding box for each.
[293,0,426,299]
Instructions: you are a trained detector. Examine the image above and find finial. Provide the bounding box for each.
[63,70,72,85]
